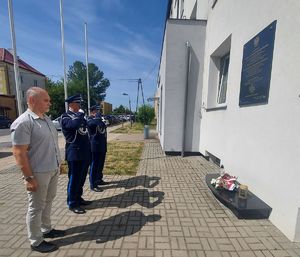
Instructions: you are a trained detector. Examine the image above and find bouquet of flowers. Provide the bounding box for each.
[211,173,238,191]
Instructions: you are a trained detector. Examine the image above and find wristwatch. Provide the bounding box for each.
[22,175,35,182]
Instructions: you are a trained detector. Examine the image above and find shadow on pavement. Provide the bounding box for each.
[52,210,161,246]
[102,175,161,190]
[86,189,165,209]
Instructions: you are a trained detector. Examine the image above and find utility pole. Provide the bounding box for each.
[135,78,145,113]
[119,78,145,114]
[59,0,68,112]
[84,22,90,115]
[8,0,22,115]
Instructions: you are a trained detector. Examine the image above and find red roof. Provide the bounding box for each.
[0,48,45,77]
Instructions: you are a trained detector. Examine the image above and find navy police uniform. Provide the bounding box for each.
[87,105,107,190]
[61,94,91,212]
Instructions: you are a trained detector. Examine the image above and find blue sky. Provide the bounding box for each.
[0,0,168,111]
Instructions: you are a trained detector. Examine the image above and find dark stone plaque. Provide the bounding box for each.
[205,173,272,219]
[239,21,277,106]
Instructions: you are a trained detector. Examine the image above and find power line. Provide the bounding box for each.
[142,58,159,82]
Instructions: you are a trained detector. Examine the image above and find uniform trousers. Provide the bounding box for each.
[26,169,59,246]
[67,160,89,208]
[89,152,106,188]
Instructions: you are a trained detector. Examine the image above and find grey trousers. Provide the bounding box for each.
[26,169,59,246]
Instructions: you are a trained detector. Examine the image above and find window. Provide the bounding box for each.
[34,80,37,86]
[217,54,230,104]
[20,76,23,83]
[206,35,231,110]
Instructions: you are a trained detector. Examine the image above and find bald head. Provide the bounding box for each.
[26,87,51,117]
[26,87,46,101]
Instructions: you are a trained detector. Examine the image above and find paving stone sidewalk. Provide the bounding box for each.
[0,139,300,257]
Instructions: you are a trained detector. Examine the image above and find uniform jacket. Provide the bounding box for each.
[87,113,107,153]
[61,110,91,161]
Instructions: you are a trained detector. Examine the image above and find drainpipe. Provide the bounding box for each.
[181,41,191,157]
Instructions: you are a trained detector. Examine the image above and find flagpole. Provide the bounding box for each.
[59,0,68,112]
[84,22,91,116]
[7,0,22,115]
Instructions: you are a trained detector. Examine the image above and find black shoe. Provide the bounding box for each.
[31,240,58,253]
[80,199,93,205]
[91,186,103,192]
[43,229,65,238]
[97,180,110,185]
[69,206,86,214]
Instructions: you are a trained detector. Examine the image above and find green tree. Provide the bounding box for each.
[45,61,109,117]
[45,78,65,118]
[67,61,110,111]
[112,105,126,114]
[136,105,155,125]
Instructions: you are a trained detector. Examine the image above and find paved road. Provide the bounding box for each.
[0,123,139,171]
[0,129,11,148]
[0,124,128,146]
[0,128,10,137]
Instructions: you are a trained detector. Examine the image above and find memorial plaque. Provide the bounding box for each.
[239,21,277,106]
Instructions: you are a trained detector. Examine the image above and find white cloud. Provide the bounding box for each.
[129,43,157,63]
[65,42,132,72]
[114,23,138,38]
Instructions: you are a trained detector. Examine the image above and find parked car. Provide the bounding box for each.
[0,115,12,128]
[105,115,119,125]
[52,117,62,131]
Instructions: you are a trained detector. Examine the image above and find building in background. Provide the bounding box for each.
[0,48,46,119]
[100,101,112,115]
[0,94,16,119]
[157,0,300,241]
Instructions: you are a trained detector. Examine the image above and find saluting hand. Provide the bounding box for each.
[76,112,85,118]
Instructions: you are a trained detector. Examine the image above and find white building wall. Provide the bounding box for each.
[160,19,206,152]
[200,0,300,241]
[158,37,167,148]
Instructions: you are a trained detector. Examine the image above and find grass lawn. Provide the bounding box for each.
[113,122,156,134]
[104,141,144,175]
[60,140,144,176]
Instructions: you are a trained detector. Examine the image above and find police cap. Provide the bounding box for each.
[65,94,82,104]
[89,104,101,112]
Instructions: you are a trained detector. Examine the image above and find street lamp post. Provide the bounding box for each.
[122,93,132,127]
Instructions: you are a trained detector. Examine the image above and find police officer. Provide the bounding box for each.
[61,94,92,214]
[87,105,109,191]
